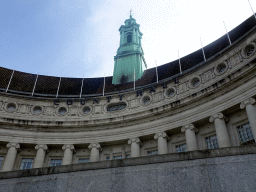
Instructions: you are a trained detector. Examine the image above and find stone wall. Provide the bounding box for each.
[0,146,255,192]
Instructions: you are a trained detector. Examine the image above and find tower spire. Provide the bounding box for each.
[112,15,147,84]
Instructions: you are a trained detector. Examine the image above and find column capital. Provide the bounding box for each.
[35,144,48,151]
[240,98,255,109]
[209,113,226,122]
[88,143,102,151]
[62,144,75,151]
[128,138,141,145]
[6,143,20,149]
[154,132,168,139]
[181,124,198,133]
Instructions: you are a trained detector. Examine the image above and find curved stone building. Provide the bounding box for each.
[0,15,256,191]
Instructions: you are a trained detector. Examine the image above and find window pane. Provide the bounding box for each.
[78,158,89,163]
[50,159,62,167]
[237,122,254,144]
[147,150,158,156]
[176,144,187,152]
[113,155,122,159]
[205,135,219,149]
[0,157,4,169]
[20,158,34,170]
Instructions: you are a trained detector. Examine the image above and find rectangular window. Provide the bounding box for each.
[0,157,4,169]
[78,158,89,163]
[176,144,187,152]
[125,154,130,159]
[205,135,219,149]
[106,156,110,160]
[20,158,34,170]
[147,150,158,156]
[113,155,122,159]
[50,159,62,167]
[237,122,255,144]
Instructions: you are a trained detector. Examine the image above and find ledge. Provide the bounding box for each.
[0,145,256,180]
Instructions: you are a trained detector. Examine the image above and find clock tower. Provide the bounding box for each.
[112,14,147,84]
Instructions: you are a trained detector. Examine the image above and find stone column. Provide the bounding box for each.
[88,143,102,162]
[128,138,141,158]
[62,144,75,165]
[33,144,48,168]
[1,143,20,172]
[210,113,231,148]
[240,98,256,138]
[181,124,198,151]
[154,132,168,155]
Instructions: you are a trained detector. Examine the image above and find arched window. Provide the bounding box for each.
[127,35,132,43]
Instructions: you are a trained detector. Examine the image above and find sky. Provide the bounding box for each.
[1,0,256,78]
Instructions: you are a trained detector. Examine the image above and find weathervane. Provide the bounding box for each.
[129,9,133,17]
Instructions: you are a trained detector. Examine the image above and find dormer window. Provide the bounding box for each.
[127,34,132,43]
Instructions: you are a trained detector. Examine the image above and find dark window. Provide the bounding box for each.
[127,35,132,43]
[237,122,255,144]
[205,135,219,149]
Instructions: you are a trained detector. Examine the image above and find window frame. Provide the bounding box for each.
[49,159,62,167]
[205,134,219,149]
[20,158,34,170]
[175,143,187,153]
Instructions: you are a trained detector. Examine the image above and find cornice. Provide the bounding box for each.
[0,60,254,133]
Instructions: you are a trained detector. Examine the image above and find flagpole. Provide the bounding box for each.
[56,76,61,98]
[134,68,135,90]
[223,21,232,45]
[6,70,15,93]
[155,60,158,84]
[103,73,106,96]
[200,37,206,62]
[248,0,256,21]
[31,73,39,96]
[79,75,84,98]
[178,50,182,74]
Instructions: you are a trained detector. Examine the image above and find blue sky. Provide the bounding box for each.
[1,0,256,78]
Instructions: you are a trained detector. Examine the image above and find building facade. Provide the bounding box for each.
[0,15,255,175]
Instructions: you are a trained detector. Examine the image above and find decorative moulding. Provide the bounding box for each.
[241,42,256,59]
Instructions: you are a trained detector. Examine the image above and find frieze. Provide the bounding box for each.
[201,68,215,83]
[0,40,254,125]
[226,52,242,69]
[153,92,164,103]
[176,81,189,95]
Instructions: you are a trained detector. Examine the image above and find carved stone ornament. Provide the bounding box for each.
[88,143,102,151]
[154,132,167,139]
[209,113,225,122]
[6,143,20,149]
[181,124,198,133]
[128,138,141,145]
[240,98,255,109]
[62,144,75,151]
[35,144,48,151]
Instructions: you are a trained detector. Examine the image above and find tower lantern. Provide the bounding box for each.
[112,14,147,84]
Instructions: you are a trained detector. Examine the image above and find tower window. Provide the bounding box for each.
[127,35,132,43]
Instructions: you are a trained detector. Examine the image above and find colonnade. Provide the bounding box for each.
[1,98,255,172]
